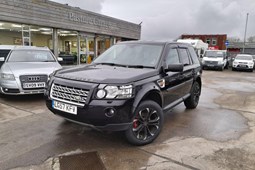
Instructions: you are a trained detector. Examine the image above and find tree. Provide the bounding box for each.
[227,36,241,42]
[247,36,255,42]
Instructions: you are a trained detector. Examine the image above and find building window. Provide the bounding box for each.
[206,38,210,45]
[58,30,78,65]
[0,21,53,48]
[212,38,217,46]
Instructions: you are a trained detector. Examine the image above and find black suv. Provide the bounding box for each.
[45,41,202,145]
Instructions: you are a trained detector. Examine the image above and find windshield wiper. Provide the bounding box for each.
[127,65,155,69]
[96,62,127,67]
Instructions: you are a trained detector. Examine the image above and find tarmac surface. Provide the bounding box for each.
[0,69,255,170]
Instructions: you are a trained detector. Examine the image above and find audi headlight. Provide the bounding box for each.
[1,73,15,80]
[96,85,133,99]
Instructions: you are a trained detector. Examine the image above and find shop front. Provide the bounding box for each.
[0,0,141,65]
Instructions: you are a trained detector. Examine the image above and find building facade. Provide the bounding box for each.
[227,42,255,59]
[0,0,141,64]
[181,34,227,50]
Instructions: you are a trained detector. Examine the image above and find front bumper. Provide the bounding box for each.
[0,79,45,95]
[45,97,134,131]
[202,63,224,69]
[232,64,253,70]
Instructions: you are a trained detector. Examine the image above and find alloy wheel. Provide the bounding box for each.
[132,107,160,141]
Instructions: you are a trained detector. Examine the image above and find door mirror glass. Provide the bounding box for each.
[0,57,5,61]
[165,64,184,72]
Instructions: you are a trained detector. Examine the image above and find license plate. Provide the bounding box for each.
[23,82,45,89]
[239,65,246,67]
[52,100,77,115]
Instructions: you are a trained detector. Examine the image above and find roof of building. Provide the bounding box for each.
[228,42,255,49]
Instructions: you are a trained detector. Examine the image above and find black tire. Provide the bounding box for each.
[125,100,164,146]
[219,65,224,71]
[232,67,235,71]
[184,81,201,109]
[0,92,6,98]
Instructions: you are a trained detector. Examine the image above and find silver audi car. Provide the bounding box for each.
[0,46,62,95]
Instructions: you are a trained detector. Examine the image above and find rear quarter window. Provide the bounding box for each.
[179,48,191,65]
[188,47,200,64]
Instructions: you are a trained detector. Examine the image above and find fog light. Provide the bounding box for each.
[105,108,116,117]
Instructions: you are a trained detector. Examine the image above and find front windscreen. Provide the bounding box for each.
[93,43,164,68]
[205,51,225,58]
[236,55,253,60]
[8,50,56,62]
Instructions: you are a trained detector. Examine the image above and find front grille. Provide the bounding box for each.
[205,61,218,65]
[238,62,248,64]
[20,75,48,83]
[50,83,89,106]
[20,75,48,90]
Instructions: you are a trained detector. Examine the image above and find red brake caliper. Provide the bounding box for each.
[133,119,138,128]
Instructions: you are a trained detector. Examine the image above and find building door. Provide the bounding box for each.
[79,33,95,64]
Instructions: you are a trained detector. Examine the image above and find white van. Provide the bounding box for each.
[201,50,228,71]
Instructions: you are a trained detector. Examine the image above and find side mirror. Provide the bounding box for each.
[57,57,63,62]
[165,64,184,72]
[0,57,5,62]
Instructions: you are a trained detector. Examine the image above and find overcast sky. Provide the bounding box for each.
[52,0,254,41]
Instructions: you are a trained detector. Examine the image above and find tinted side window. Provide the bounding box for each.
[165,48,180,65]
[179,48,191,65]
[188,47,199,64]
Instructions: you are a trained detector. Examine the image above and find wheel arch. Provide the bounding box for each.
[132,84,163,114]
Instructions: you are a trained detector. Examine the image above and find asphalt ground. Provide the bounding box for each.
[0,69,255,170]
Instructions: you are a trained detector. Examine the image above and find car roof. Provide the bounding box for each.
[0,45,17,50]
[236,54,252,57]
[117,40,192,47]
[12,46,50,51]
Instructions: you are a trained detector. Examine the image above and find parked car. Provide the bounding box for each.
[201,50,228,71]
[45,41,202,145]
[232,54,254,72]
[0,45,16,68]
[0,46,62,95]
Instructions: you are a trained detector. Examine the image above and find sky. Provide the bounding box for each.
[52,0,255,41]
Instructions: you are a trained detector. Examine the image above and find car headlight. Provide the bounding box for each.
[48,71,57,82]
[1,73,15,80]
[201,60,205,64]
[218,60,224,64]
[96,85,133,99]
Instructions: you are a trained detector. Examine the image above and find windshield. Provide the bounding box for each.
[204,51,225,58]
[8,50,56,62]
[93,43,164,68]
[235,55,253,60]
